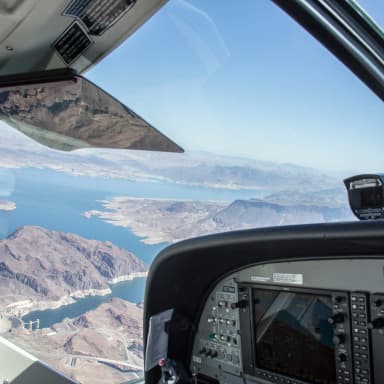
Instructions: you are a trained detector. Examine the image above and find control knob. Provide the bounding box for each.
[368,317,384,330]
[334,296,345,304]
[333,334,346,345]
[328,313,346,325]
[337,353,347,362]
[374,299,383,307]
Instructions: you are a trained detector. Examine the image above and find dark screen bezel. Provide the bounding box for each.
[239,284,338,384]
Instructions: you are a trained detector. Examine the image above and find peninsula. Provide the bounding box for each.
[84,196,352,244]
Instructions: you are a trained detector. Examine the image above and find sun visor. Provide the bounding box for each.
[0,69,183,153]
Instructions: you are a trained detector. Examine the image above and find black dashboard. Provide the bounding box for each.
[190,259,384,384]
[144,221,384,384]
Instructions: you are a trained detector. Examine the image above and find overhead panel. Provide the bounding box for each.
[0,0,23,14]
[0,0,168,76]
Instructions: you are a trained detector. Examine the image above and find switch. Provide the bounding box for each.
[208,333,217,340]
[230,300,248,309]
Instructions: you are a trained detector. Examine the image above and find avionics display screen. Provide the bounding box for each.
[252,288,336,384]
[360,186,383,209]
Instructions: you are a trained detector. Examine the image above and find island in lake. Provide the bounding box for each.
[0,200,16,211]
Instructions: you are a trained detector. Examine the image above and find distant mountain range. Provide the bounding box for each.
[1,124,350,198]
[0,226,147,311]
[208,199,353,231]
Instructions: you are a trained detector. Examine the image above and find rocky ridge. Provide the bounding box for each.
[0,226,147,311]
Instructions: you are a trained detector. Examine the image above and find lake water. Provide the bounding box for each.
[0,167,265,327]
[22,278,147,328]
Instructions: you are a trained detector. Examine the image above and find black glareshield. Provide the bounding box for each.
[144,221,384,384]
[344,174,384,220]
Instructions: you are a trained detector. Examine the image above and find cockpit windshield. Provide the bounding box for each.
[0,1,383,383]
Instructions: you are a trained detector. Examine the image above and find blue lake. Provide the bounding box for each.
[22,278,147,328]
[0,167,265,327]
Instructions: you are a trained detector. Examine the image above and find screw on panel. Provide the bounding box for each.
[5,46,13,51]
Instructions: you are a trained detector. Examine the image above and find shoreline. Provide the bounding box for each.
[84,198,229,245]
[5,273,147,320]
[108,271,147,284]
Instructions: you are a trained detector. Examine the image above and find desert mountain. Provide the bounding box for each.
[0,226,147,307]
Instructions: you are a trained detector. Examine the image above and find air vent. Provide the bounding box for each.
[54,21,92,65]
[63,0,136,36]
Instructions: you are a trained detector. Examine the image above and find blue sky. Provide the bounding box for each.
[87,0,384,172]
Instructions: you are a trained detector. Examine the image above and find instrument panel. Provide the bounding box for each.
[190,259,384,384]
